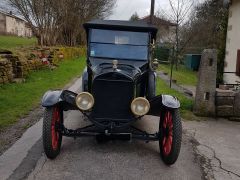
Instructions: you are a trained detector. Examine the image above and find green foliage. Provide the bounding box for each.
[129,12,140,21]
[182,0,229,84]
[186,0,228,48]
[0,58,86,129]
[217,8,229,85]
[158,64,197,86]
[53,46,87,63]
[0,35,37,49]
[59,46,86,59]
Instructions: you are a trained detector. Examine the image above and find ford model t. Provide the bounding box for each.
[42,20,182,165]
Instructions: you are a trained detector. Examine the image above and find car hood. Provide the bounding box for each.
[89,57,148,80]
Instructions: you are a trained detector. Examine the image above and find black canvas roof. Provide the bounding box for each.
[83,19,158,39]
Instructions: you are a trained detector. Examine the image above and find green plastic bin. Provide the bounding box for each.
[184,54,201,71]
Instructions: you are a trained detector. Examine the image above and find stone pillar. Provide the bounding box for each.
[234,92,240,117]
[194,49,217,116]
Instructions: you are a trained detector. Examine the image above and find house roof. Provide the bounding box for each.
[83,19,158,38]
[140,15,177,27]
[0,10,26,22]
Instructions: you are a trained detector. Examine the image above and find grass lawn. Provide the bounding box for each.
[0,58,86,129]
[156,77,193,117]
[158,64,197,86]
[0,35,37,49]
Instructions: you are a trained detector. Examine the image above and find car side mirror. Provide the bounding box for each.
[152,58,159,71]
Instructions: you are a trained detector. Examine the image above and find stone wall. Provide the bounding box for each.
[0,47,85,84]
[194,49,240,118]
[0,49,44,84]
[234,92,240,117]
[0,58,13,84]
[215,90,240,118]
[194,49,218,116]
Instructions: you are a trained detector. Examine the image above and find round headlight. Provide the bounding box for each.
[76,92,94,111]
[131,97,150,116]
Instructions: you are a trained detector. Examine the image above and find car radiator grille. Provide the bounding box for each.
[92,77,134,121]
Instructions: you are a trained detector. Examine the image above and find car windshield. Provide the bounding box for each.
[89,29,149,61]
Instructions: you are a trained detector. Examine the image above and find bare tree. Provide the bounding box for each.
[7,0,116,46]
[157,0,194,69]
[7,0,61,46]
[55,0,115,46]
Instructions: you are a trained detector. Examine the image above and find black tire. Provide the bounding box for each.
[159,108,182,165]
[43,106,63,159]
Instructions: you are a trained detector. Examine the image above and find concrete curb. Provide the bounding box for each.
[0,119,43,180]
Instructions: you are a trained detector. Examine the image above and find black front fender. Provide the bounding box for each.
[41,90,78,110]
[148,95,180,116]
[42,90,62,107]
[82,67,88,92]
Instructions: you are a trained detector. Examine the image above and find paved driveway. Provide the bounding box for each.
[3,77,240,180]
[184,119,240,180]
[24,112,201,180]
[0,78,202,180]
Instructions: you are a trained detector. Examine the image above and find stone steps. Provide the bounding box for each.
[216,105,234,117]
[215,88,237,117]
[229,117,240,122]
[215,96,235,106]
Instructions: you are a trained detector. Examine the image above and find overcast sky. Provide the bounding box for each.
[0,0,204,21]
[108,0,203,20]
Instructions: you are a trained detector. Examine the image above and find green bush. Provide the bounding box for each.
[53,46,87,63]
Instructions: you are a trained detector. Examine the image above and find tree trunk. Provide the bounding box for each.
[175,24,179,70]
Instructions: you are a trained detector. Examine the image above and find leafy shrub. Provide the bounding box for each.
[53,46,86,63]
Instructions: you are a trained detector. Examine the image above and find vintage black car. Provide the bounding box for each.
[41,20,182,165]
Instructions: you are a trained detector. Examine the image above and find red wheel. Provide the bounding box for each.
[43,106,63,159]
[159,108,182,165]
[162,111,173,156]
[51,107,60,150]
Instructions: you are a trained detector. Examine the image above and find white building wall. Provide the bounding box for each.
[224,0,240,84]
[16,19,25,36]
[0,13,6,33]
[25,27,33,37]
[5,15,31,37]
[5,15,16,34]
